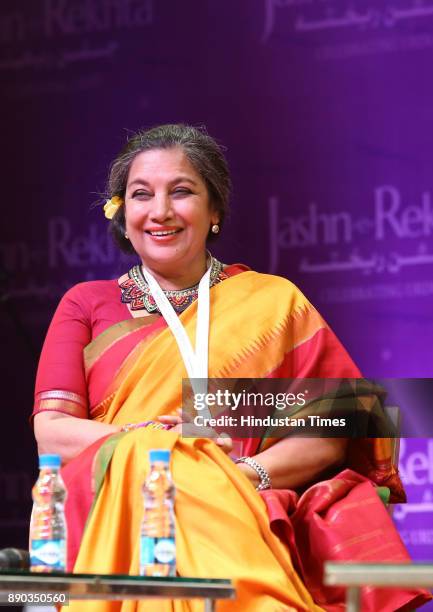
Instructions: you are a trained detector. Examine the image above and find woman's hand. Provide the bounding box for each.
[34,412,122,465]
[156,410,183,432]
[157,410,233,455]
[236,436,348,490]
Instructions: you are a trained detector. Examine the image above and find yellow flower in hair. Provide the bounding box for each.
[103,195,123,219]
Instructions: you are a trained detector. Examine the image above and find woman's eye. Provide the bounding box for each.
[173,188,191,195]
[132,190,151,198]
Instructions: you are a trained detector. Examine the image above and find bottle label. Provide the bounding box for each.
[141,536,176,566]
[30,539,66,570]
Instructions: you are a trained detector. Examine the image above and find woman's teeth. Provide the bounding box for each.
[148,229,180,236]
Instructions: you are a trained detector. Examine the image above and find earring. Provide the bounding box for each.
[211,224,220,234]
[124,232,129,239]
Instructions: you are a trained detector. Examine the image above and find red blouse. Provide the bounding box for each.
[33,265,248,420]
[34,280,131,419]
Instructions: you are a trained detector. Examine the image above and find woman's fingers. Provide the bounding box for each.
[157,410,192,425]
[157,414,182,424]
[156,414,233,453]
[176,408,192,423]
[215,434,233,455]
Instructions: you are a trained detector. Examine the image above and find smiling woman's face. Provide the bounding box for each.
[124,147,219,281]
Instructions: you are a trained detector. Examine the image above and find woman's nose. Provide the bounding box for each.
[150,193,173,222]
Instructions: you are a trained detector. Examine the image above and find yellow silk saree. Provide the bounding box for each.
[59,270,426,611]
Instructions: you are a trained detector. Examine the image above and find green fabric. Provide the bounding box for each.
[258,378,392,446]
[85,432,127,528]
[376,486,391,505]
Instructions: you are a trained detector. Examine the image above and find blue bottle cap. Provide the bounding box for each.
[149,449,171,464]
[39,454,61,468]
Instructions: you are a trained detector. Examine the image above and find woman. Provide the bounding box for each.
[33,125,430,611]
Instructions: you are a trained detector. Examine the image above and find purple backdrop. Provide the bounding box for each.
[1,0,432,596]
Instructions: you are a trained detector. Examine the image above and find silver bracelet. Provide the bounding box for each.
[235,456,272,491]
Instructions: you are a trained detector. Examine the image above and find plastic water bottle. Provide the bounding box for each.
[140,449,176,576]
[30,454,67,572]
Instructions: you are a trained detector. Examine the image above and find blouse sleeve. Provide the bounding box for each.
[32,284,92,420]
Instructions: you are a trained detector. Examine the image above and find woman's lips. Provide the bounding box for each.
[145,228,183,241]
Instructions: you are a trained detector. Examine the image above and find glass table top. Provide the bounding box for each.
[0,570,235,601]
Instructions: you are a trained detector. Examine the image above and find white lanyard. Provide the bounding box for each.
[141,262,211,415]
